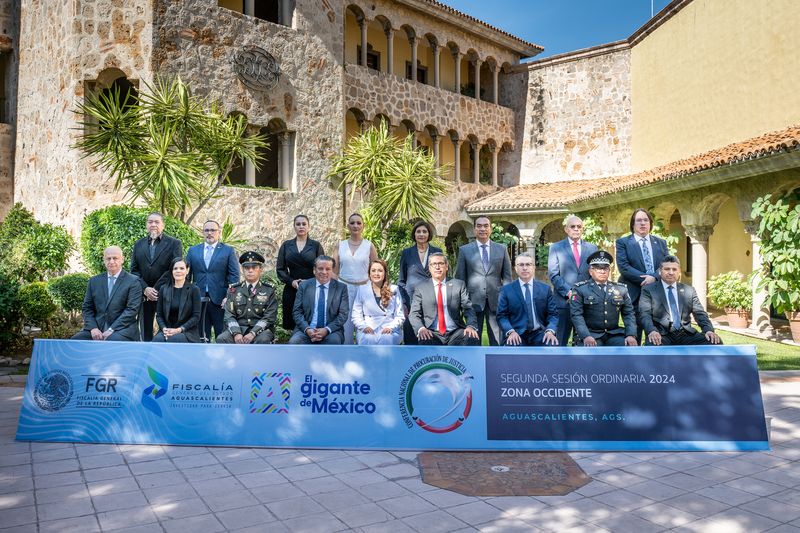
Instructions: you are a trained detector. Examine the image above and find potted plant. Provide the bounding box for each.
[707,271,753,328]
[751,193,800,342]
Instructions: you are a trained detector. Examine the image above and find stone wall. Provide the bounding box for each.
[0,123,11,215]
[513,48,632,184]
[0,0,18,220]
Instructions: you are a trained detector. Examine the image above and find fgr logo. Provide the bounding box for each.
[34,370,74,412]
[250,372,290,414]
[398,357,473,433]
[141,366,168,417]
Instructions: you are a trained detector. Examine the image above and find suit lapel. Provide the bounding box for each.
[150,236,168,265]
[207,244,220,268]
[629,235,645,268]
[105,271,124,309]
[178,285,188,319]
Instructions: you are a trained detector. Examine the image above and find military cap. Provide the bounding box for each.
[239,251,265,267]
[587,250,614,267]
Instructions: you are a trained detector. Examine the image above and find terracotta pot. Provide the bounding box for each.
[725,308,750,329]
[786,311,800,343]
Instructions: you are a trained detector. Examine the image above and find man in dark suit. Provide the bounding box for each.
[289,256,350,344]
[410,252,480,346]
[497,253,559,346]
[640,255,722,346]
[548,215,598,345]
[616,208,669,342]
[130,212,183,341]
[185,219,239,341]
[72,246,142,341]
[454,215,512,346]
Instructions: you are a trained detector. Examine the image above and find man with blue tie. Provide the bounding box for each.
[497,253,559,346]
[289,256,350,344]
[185,220,240,341]
[548,215,598,345]
[639,256,722,346]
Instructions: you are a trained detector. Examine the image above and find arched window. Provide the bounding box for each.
[84,68,139,132]
[227,118,295,191]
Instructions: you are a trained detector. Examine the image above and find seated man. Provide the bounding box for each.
[289,256,349,344]
[72,246,142,341]
[640,255,722,346]
[497,253,559,346]
[570,250,638,347]
[216,251,278,344]
[409,252,480,346]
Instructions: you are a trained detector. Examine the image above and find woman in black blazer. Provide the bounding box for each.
[398,220,442,345]
[276,214,325,331]
[154,257,202,343]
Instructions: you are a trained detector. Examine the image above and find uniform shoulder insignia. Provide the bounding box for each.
[574,280,588,287]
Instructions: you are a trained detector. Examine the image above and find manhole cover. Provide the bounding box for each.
[418,452,590,496]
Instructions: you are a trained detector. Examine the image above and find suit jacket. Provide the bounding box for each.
[616,233,668,303]
[397,245,442,309]
[496,280,559,336]
[80,270,142,340]
[292,278,350,334]
[351,284,405,333]
[639,282,714,335]
[548,238,598,308]
[130,233,183,291]
[185,242,239,305]
[409,278,478,333]
[155,283,202,342]
[454,240,512,312]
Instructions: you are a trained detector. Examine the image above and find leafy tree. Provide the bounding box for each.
[47,273,91,313]
[75,77,267,224]
[751,193,800,313]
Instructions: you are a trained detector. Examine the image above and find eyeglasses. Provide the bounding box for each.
[203,228,219,233]
[429,262,446,267]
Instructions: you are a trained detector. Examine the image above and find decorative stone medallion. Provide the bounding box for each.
[232,46,280,91]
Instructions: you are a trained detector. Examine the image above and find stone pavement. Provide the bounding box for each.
[0,378,798,533]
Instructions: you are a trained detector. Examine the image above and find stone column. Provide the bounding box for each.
[684,225,714,310]
[432,44,441,88]
[245,160,256,187]
[492,64,499,104]
[474,58,482,101]
[280,0,292,26]
[357,118,369,133]
[744,221,773,335]
[359,19,368,68]
[452,139,462,181]
[409,36,417,82]
[279,132,292,189]
[409,128,417,149]
[453,51,462,93]
[472,142,481,183]
[385,28,394,75]
[244,0,254,16]
[431,134,440,168]
[490,145,498,187]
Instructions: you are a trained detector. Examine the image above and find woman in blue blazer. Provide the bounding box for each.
[397,220,442,345]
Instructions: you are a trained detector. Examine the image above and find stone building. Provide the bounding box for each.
[0,0,18,220]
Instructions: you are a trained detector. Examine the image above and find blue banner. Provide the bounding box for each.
[16,340,769,451]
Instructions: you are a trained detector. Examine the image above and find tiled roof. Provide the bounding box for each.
[467,126,800,213]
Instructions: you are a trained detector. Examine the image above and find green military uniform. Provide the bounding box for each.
[569,280,637,346]
[216,251,278,344]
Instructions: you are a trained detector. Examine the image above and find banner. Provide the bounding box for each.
[16,340,769,451]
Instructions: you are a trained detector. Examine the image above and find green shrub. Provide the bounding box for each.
[0,203,75,283]
[0,274,21,348]
[17,282,58,326]
[81,206,202,275]
[47,273,91,313]
[707,271,753,311]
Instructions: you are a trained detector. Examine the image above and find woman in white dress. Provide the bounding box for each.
[332,213,378,344]
[351,259,404,345]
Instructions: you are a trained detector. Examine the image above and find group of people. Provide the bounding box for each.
[73,208,721,348]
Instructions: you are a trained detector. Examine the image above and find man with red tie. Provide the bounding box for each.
[409,252,480,346]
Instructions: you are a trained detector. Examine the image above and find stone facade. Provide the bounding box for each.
[0,0,18,219]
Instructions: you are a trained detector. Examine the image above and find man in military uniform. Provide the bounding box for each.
[570,250,638,347]
[216,251,278,344]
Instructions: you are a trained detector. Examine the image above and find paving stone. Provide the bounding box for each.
[293,474,349,495]
[1,524,43,533]
[738,496,800,522]
[695,484,762,506]
[0,505,37,527]
[632,502,697,528]
[442,501,506,525]
[87,477,140,497]
[591,512,666,533]
[120,446,167,463]
[592,470,649,488]
[0,491,34,509]
[750,465,800,488]
[152,496,210,520]
[658,471,716,491]
[573,480,616,497]
[143,484,199,506]
[0,453,31,467]
[190,475,245,496]
[78,453,126,470]
[330,501,396,528]
[75,444,119,457]
[161,513,225,533]
[625,479,689,501]
[135,471,186,489]
[477,518,542,532]
[209,448,260,462]
[483,496,547,520]
[360,519,418,533]
[374,462,421,479]
[677,508,781,533]
[356,480,413,501]
[313,487,370,510]
[281,510,348,533]
[171,452,219,469]
[36,484,90,504]
[317,456,369,474]
[723,476,786,497]
[590,488,656,512]
[266,495,325,520]
[337,469,388,488]
[222,458,273,475]
[300,449,349,462]
[356,451,401,468]
[91,489,148,512]
[96,505,158,531]
[662,493,731,518]
[162,446,209,458]
[179,464,229,482]
[278,463,330,482]
[36,497,95,521]
[264,451,313,469]
[713,457,772,476]
[31,448,77,463]
[394,477,437,493]
[620,461,675,479]
[402,509,469,532]
[201,488,259,512]
[32,471,84,489]
[378,493,438,518]
[0,464,31,481]
[38,515,100,533]
[82,465,131,482]
[215,504,275,529]
[420,488,480,508]
[249,482,306,503]
[235,468,289,488]
[128,459,176,476]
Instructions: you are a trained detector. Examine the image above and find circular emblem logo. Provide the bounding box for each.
[232,46,280,91]
[405,363,473,433]
[34,370,74,412]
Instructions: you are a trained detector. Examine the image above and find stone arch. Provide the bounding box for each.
[442,128,460,181]
[445,220,473,261]
[344,5,366,67]
[418,124,439,156]
[374,14,392,32]
[346,107,367,139]
[87,68,138,115]
[445,41,461,92]
[398,118,416,143]
[373,113,392,129]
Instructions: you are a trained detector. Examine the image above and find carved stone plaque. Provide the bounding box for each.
[232,46,280,91]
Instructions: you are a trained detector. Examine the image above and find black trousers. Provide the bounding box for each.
[71,330,135,342]
[476,300,501,346]
[578,332,627,347]
[555,305,573,346]
[646,329,719,346]
[419,328,480,346]
[202,298,225,341]
[140,300,157,341]
[402,319,419,345]
[503,329,550,347]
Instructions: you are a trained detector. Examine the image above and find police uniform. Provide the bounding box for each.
[569,251,637,347]
[215,251,278,344]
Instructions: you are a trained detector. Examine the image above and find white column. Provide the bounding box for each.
[409,36,417,81]
[431,134,440,167]
[279,132,292,189]
[280,0,292,26]
[432,44,440,88]
[685,225,714,310]
[491,145,498,186]
[359,19,368,67]
[385,28,394,75]
[492,64,499,104]
[453,51,461,93]
[744,221,773,334]
[452,139,462,181]
[245,160,256,187]
[474,58,482,101]
[472,142,481,183]
[244,0,254,16]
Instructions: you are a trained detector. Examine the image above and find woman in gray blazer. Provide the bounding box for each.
[351,259,405,345]
[154,257,202,343]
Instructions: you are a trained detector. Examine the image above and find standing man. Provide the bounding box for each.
[497,253,559,346]
[616,208,668,342]
[548,215,598,346]
[185,220,239,341]
[410,252,480,346]
[639,256,722,346]
[289,256,350,344]
[216,251,278,344]
[72,246,142,341]
[130,212,183,341]
[570,251,638,347]
[455,215,512,345]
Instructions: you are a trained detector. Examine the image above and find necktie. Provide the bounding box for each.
[571,240,580,268]
[481,244,489,273]
[316,284,327,328]
[204,245,213,268]
[436,283,446,334]
[107,276,115,297]
[524,283,536,331]
[640,238,654,275]
[249,284,256,296]
[149,239,156,261]
[667,286,680,330]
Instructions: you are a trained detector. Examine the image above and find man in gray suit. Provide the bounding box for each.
[548,215,598,345]
[410,252,480,346]
[72,246,142,341]
[289,256,350,344]
[454,215,512,345]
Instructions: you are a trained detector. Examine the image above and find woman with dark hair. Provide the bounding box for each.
[276,215,325,331]
[397,220,442,344]
[351,259,404,345]
[153,257,202,343]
